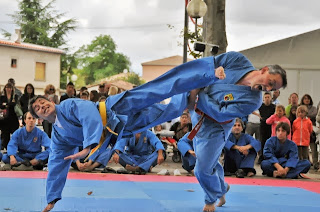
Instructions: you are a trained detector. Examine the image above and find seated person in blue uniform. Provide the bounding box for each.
[29,51,287,212]
[223,118,261,178]
[177,133,196,174]
[112,130,165,174]
[0,112,51,171]
[261,122,311,178]
[72,145,114,172]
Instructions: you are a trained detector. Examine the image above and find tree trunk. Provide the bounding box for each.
[203,0,227,57]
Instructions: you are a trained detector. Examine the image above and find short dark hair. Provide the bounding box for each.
[235,118,244,129]
[28,95,50,118]
[8,78,15,85]
[80,86,88,92]
[264,92,272,96]
[276,122,290,135]
[267,65,287,88]
[67,81,74,87]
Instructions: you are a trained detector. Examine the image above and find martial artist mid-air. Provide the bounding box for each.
[30,51,287,212]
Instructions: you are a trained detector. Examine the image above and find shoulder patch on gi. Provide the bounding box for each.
[224,93,234,101]
[33,137,38,143]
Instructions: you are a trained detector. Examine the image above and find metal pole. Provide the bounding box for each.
[183,1,189,63]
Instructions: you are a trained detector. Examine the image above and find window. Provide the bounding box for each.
[35,62,46,81]
[11,59,17,68]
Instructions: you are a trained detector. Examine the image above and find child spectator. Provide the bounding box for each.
[266,105,291,139]
[292,105,313,160]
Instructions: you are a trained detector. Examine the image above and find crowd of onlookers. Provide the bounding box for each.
[0,79,118,151]
[0,78,319,178]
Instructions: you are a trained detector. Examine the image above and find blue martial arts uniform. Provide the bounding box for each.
[114,130,165,172]
[2,126,51,164]
[224,133,261,174]
[46,99,104,203]
[177,133,196,172]
[186,54,262,204]
[46,51,261,205]
[261,136,311,178]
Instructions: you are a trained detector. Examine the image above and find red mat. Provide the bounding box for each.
[1,171,319,193]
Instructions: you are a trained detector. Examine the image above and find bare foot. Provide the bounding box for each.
[273,171,279,178]
[203,203,215,212]
[149,166,153,172]
[42,203,55,212]
[216,184,230,207]
[125,164,140,172]
[247,172,255,177]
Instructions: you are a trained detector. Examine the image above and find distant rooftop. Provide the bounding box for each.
[142,55,193,66]
[0,39,64,54]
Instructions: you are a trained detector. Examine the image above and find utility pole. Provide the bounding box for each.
[203,0,227,57]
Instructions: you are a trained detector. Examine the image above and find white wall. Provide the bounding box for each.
[0,46,61,95]
[278,69,320,107]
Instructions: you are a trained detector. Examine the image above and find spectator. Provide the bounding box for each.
[8,78,22,100]
[19,83,35,115]
[113,130,165,174]
[177,133,196,174]
[43,84,59,138]
[258,92,275,164]
[300,94,318,169]
[98,95,107,102]
[266,105,291,139]
[0,83,20,150]
[288,105,297,137]
[104,83,111,97]
[261,122,310,179]
[80,91,89,100]
[0,112,51,171]
[153,124,176,149]
[98,83,105,95]
[76,86,88,98]
[272,90,281,105]
[316,108,320,171]
[60,82,75,102]
[224,118,261,178]
[245,110,261,141]
[170,113,192,142]
[285,93,299,117]
[288,106,297,127]
[292,105,313,160]
[89,90,100,102]
[44,84,59,104]
[73,146,114,172]
[108,85,119,96]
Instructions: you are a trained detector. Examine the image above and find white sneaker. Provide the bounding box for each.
[173,169,181,176]
[157,169,170,175]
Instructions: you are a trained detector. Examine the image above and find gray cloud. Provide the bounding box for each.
[1,0,320,76]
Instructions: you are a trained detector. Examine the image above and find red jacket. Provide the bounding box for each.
[292,117,313,146]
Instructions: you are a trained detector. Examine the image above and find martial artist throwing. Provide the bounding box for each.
[30,51,287,212]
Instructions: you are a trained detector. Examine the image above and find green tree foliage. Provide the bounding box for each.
[121,73,145,86]
[3,0,76,48]
[2,0,77,88]
[76,35,131,85]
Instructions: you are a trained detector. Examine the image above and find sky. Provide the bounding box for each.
[1,0,320,76]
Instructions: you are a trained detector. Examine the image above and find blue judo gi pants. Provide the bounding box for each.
[261,158,311,178]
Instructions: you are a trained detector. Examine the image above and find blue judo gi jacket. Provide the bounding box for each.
[5,126,51,162]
